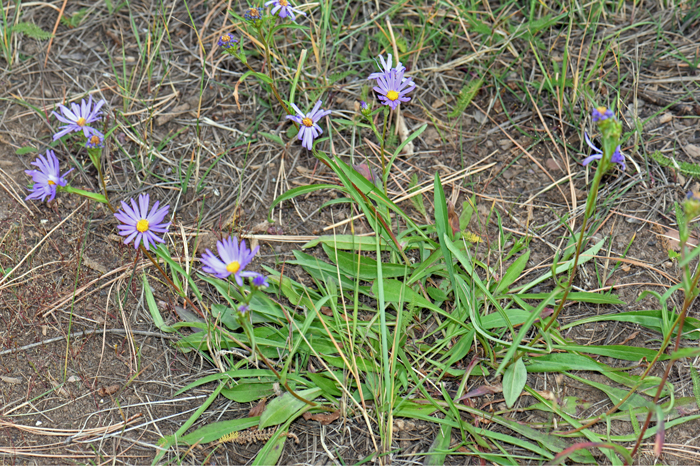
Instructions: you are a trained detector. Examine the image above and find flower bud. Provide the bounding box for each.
[684,191,700,219]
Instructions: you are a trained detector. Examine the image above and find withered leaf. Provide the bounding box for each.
[447,202,460,237]
[97,384,120,397]
[302,410,340,425]
[248,397,267,417]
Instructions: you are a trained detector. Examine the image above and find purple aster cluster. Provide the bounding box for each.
[25,150,74,202]
[366,54,415,110]
[200,236,260,286]
[265,0,305,20]
[253,274,269,288]
[592,106,614,122]
[582,132,626,171]
[244,7,263,21]
[85,130,104,149]
[53,95,105,141]
[114,193,171,250]
[218,33,238,49]
[286,100,332,150]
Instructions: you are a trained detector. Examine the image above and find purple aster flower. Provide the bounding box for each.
[85,128,104,149]
[52,95,105,141]
[373,68,415,110]
[238,304,250,314]
[217,33,238,49]
[265,0,305,20]
[367,53,405,81]
[286,100,332,150]
[592,106,614,122]
[581,132,626,171]
[244,7,263,21]
[253,274,269,288]
[114,193,171,250]
[200,236,259,286]
[25,150,73,202]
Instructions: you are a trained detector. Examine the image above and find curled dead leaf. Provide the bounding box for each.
[302,410,340,425]
[447,202,460,237]
[248,397,267,417]
[98,384,121,397]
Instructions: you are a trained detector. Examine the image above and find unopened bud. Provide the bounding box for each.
[684,191,700,219]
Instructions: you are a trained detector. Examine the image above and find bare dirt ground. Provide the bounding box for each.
[1,0,700,465]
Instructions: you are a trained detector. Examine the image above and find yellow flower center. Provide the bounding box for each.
[222,34,230,42]
[279,0,289,5]
[77,117,86,127]
[302,117,313,127]
[386,90,399,101]
[48,180,56,185]
[226,261,241,273]
[90,135,100,145]
[596,106,607,115]
[249,9,259,17]
[136,219,149,233]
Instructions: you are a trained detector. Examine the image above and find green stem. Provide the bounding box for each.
[630,238,700,457]
[256,30,291,115]
[511,140,608,363]
[379,110,389,195]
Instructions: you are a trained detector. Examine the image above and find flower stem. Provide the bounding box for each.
[256,30,291,116]
[629,237,700,457]
[379,110,389,195]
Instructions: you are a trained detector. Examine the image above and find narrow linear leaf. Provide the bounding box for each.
[269,184,342,214]
[142,274,175,332]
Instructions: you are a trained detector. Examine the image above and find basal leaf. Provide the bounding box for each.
[259,387,323,429]
[503,358,527,408]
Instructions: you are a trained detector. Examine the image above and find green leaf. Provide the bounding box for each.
[258,387,322,429]
[254,429,287,465]
[424,424,452,465]
[515,238,606,293]
[322,244,409,280]
[459,198,475,231]
[259,131,284,145]
[433,173,456,290]
[494,250,529,295]
[503,359,527,408]
[302,234,386,251]
[269,184,341,215]
[15,146,36,155]
[566,373,652,410]
[154,245,204,303]
[221,382,276,403]
[527,353,613,373]
[12,22,53,40]
[553,344,669,362]
[384,124,427,186]
[692,366,700,408]
[141,274,175,332]
[518,291,625,305]
[562,309,700,337]
[238,69,273,84]
[448,78,483,118]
